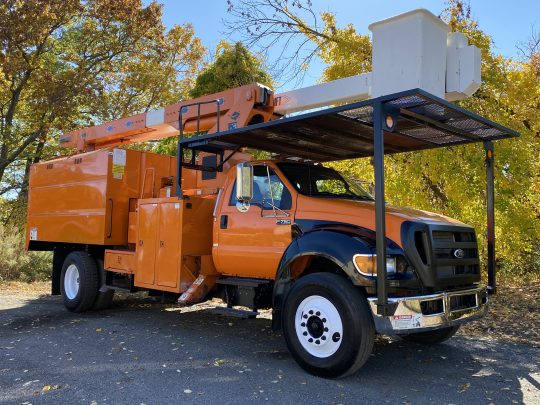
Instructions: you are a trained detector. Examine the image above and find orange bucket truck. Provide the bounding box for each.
[26,10,518,377]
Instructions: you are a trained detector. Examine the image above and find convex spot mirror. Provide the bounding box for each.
[236,162,253,212]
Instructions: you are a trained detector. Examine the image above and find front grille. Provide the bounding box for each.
[431,230,479,278]
[405,222,481,288]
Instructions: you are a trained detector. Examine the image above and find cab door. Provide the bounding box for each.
[215,164,295,279]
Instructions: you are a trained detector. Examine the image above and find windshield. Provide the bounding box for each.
[277,163,374,201]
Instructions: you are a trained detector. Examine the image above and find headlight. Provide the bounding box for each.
[386,257,396,273]
[353,254,396,276]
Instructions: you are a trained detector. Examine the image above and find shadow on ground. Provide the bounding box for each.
[1,293,539,404]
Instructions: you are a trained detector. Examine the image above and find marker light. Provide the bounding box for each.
[353,254,396,276]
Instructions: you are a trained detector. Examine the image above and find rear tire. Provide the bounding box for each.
[60,252,99,313]
[401,325,459,344]
[282,273,375,378]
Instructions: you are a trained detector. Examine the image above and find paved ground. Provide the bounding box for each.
[1,290,539,405]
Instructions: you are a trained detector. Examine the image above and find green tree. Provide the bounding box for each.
[153,40,274,157]
[190,41,273,98]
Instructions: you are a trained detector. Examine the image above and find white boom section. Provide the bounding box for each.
[273,9,480,116]
[274,74,371,115]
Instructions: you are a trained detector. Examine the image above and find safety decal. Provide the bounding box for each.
[112,148,127,180]
[390,314,422,329]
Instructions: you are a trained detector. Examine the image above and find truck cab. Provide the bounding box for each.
[215,160,480,293]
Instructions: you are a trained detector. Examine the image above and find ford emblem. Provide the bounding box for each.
[453,249,465,259]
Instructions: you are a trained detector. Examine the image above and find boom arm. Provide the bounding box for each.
[59,9,481,154]
[60,83,276,153]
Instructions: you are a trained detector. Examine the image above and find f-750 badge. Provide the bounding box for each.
[276,219,291,225]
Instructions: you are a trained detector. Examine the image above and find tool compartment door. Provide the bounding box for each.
[156,202,182,288]
[136,202,159,285]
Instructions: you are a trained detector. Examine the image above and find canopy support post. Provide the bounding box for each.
[484,141,496,294]
[373,101,397,316]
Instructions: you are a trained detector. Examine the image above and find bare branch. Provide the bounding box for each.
[517,25,540,61]
[224,0,334,85]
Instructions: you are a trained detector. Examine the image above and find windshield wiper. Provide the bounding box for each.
[314,192,373,201]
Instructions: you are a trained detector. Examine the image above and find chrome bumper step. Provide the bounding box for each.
[368,286,488,334]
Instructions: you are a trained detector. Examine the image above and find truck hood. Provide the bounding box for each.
[294,196,465,247]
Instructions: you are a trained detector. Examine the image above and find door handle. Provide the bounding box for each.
[220,215,228,229]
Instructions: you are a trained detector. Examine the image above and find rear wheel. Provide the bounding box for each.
[282,273,375,378]
[401,325,459,344]
[60,252,99,313]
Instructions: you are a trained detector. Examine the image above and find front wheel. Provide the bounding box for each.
[60,252,99,313]
[282,273,375,378]
[401,325,460,344]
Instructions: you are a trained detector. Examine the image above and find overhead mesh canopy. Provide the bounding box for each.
[180,89,518,162]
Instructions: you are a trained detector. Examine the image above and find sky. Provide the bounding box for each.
[144,0,540,91]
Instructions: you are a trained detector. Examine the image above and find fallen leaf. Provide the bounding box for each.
[458,383,470,393]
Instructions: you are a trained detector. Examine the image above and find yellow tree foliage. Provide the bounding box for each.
[315,12,371,82]
[0,0,205,212]
[325,2,540,275]
[226,0,539,274]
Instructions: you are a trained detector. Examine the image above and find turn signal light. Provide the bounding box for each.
[353,254,396,276]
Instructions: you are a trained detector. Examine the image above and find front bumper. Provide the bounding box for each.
[367,286,488,335]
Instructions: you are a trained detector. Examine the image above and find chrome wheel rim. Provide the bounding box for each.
[64,264,80,300]
[295,295,343,358]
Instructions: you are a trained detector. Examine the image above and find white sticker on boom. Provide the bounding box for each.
[390,314,422,329]
[29,227,38,241]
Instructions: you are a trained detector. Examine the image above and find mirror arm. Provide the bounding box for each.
[265,165,278,217]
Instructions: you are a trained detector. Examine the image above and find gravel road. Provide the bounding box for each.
[1,290,539,405]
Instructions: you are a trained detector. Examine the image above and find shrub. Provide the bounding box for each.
[0,225,51,282]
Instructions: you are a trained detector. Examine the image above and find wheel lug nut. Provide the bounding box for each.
[308,338,313,343]
[321,336,326,341]
[303,314,308,319]
[301,322,305,327]
[303,331,307,336]
[324,327,329,332]
[308,310,313,315]
[322,318,326,323]
[315,340,320,345]
[316,311,320,316]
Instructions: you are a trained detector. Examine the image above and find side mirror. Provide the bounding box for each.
[235,162,253,212]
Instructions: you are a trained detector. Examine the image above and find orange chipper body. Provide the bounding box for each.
[27,83,275,298]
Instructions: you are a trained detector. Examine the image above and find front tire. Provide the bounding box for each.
[282,273,375,378]
[60,252,99,313]
[401,325,459,344]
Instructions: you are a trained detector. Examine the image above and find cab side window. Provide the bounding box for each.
[229,166,292,210]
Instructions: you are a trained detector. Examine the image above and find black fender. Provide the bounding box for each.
[271,221,402,329]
